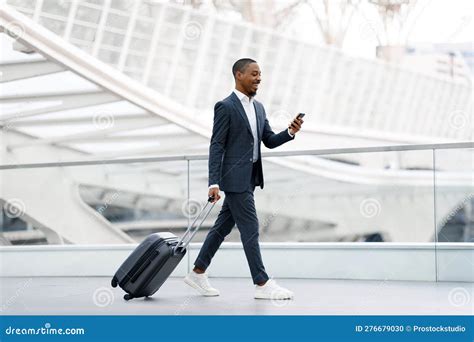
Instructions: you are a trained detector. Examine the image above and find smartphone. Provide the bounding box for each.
[297,113,305,120]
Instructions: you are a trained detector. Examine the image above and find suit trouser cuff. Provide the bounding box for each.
[193,258,209,271]
[252,272,270,285]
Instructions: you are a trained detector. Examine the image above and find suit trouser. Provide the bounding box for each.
[194,163,269,284]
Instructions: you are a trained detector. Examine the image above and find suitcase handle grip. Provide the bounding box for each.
[174,197,216,253]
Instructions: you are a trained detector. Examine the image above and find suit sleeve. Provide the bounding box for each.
[208,101,230,186]
[261,105,295,149]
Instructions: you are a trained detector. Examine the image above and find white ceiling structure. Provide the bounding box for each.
[3,0,473,150]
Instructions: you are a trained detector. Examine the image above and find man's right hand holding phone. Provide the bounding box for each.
[289,113,305,135]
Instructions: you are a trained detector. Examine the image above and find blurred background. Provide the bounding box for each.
[0,0,472,246]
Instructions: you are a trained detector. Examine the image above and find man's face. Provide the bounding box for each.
[236,62,261,97]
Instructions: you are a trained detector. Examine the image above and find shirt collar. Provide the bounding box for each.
[233,88,253,104]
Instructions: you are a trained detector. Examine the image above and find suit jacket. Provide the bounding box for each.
[208,92,295,193]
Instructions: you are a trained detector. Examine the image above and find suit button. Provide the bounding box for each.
[251,142,254,146]
[249,158,252,162]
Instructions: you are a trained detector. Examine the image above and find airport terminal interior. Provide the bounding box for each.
[0,0,472,315]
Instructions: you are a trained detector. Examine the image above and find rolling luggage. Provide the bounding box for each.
[111,196,215,301]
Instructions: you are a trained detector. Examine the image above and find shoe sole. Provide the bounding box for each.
[184,277,220,297]
[254,294,293,300]
[254,290,294,300]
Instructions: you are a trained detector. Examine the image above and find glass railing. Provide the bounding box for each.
[1,142,471,243]
[1,142,472,280]
[434,146,474,281]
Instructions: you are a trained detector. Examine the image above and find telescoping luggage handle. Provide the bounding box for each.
[174,196,216,252]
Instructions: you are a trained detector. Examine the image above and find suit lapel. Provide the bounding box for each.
[230,92,253,136]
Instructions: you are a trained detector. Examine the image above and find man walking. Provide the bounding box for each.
[184,58,304,300]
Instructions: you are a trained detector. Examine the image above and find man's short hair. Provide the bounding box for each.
[232,58,257,77]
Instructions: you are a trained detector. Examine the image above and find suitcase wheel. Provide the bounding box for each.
[123,293,133,301]
[111,277,118,288]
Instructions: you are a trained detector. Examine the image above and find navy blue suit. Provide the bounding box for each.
[195,92,295,284]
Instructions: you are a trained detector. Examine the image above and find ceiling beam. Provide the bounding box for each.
[6,113,152,127]
[0,91,119,121]
[57,132,191,143]
[0,59,65,83]
[9,117,170,148]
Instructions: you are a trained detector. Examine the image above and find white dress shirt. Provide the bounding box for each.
[234,88,259,162]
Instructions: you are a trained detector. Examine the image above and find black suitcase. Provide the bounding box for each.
[111,197,215,300]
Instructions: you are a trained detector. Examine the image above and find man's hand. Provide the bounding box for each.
[208,187,221,203]
[288,115,304,135]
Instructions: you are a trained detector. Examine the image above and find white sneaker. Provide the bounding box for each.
[184,271,220,296]
[254,279,294,300]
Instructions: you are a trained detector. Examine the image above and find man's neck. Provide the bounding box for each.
[235,85,252,99]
